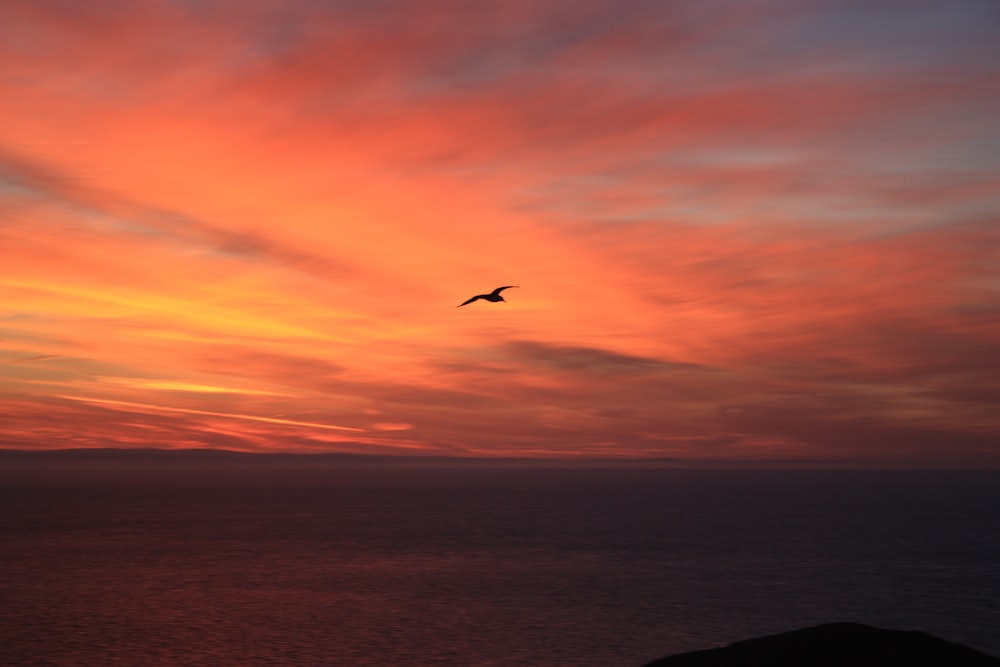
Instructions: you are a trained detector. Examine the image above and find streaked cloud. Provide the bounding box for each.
[95,377,295,396]
[57,395,366,432]
[0,0,997,465]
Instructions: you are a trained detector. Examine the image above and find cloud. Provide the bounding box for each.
[0,147,359,281]
[0,354,60,365]
[95,377,295,396]
[371,422,414,431]
[502,340,699,375]
[0,0,997,464]
[58,395,365,432]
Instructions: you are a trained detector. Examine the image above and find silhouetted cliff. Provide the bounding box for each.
[643,623,999,666]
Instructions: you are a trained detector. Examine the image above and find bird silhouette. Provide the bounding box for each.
[458,286,519,307]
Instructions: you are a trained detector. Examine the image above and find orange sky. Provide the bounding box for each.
[1,0,998,464]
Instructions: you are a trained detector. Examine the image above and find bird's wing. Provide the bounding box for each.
[490,285,519,296]
[458,295,484,307]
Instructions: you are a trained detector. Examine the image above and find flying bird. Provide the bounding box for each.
[457,285,519,307]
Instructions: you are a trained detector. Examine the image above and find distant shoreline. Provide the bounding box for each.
[0,447,996,471]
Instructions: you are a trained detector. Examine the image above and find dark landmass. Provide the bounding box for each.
[643,623,1000,666]
[0,447,693,472]
[0,447,648,469]
[0,447,426,467]
[1,447,993,470]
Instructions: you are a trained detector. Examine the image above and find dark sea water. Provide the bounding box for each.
[2,462,999,666]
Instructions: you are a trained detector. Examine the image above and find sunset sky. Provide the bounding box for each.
[1,0,998,464]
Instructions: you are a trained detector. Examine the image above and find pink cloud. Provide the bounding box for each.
[1,0,996,465]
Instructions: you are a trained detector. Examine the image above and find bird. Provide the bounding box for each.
[457,285,519,307]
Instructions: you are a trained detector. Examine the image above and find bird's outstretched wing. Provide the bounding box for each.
[457,295,484,307]
[490,285,519,296]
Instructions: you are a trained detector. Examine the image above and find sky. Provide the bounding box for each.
[1,0,998,465]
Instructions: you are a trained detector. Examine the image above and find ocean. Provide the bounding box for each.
[2,459,998,666]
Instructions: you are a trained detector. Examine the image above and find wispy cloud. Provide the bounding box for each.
[57,395,366,432]
[1,0,997,464]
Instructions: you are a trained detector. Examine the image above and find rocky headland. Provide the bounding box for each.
[643,622,999,666]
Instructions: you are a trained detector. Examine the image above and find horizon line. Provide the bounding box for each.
[0,446,996,470]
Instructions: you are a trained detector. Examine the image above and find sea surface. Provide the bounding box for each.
[2,460,999,666]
